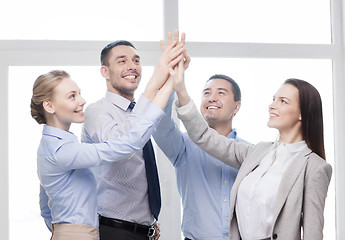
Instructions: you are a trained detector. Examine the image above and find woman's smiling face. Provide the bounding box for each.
[47,77,86,130]
[267,83,302,135]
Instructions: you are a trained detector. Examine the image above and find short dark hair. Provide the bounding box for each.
[284,78,325,160]
[100,40,136,66]
[207,74,241,101]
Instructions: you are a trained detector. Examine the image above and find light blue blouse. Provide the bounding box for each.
[38,95,163,231]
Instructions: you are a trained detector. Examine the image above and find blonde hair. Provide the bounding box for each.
[30,70,70,124]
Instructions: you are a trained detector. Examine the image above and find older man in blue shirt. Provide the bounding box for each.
[153,74,250,240]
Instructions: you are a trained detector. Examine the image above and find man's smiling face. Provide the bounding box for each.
[102,45,142,100]
[200,78,240,128]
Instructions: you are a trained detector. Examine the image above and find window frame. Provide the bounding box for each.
[0,0,344,239]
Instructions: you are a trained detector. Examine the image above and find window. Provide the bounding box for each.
[1,0,342,239]
[0,0,163,41]
[179,0,331,43]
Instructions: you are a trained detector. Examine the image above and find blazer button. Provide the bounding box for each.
[273,233,278,239]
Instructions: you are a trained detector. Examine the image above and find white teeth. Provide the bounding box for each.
[124,75,136,79]
[207,106,218,109]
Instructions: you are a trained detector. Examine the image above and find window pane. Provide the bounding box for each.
[0,0,163,40]
[179,0,331,44]
[182,58,334,238]
[8,65,153,239]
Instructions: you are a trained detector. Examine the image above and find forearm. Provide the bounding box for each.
[152,84,174,110]
[58,104,164,169]
[126,95,160,129]
[176,99,248,169]
[153,93,187,165]
[82,95,155,142]
[97,111,164,163]
[143,73,167,101]
[175,86,190,107]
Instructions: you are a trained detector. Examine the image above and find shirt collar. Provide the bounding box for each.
[105,91,133,111]
[227,129,237,139]
[42,125,78,142]
[273,140,308,153]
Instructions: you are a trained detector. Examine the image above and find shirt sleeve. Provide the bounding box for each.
[39,184,52,232]
[82,94,158,143]
[55,104,164,170]
[175,99,251,169]
[153,92,190,167]
[123,95,157,135]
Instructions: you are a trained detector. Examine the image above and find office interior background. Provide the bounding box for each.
[0,0,344,239]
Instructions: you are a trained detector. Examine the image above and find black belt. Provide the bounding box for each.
[99,215,156,237]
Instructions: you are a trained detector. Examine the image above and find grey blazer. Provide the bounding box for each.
[176,101,332,240]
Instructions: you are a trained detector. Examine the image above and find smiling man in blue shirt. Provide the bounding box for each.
[153,74,250,240]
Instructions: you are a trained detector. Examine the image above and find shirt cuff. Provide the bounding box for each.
[175,99,198,122]
[133,94,164,122]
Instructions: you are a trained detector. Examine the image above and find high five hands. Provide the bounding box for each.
[164,30,191,107]
[160,29,190,71]
[143,29,190,110]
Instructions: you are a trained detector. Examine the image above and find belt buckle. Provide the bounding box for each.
[147,224,157,240]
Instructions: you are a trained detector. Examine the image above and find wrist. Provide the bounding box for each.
[176,89,190,107]
[143,84,157,101]
[152,68,167,86]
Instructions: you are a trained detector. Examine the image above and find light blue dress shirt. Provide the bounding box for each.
[38,95,163,231]
[81,92,157,225]
[153,94,249,240]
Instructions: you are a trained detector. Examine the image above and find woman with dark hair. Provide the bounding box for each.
[170,59,332,240]
[285,78,325,159]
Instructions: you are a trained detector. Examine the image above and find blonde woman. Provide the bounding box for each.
[31,41,184,240]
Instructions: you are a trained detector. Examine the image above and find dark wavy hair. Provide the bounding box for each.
[284,78,325,159]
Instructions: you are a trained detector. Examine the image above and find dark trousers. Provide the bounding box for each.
[99,223,148,240]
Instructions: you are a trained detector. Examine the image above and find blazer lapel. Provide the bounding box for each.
[272,147,312,222]
[229,142,273,219]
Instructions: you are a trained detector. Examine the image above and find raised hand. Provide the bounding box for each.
[169,58,190,107]
[161,30,190,71]
[152,39,185,89]
[143,30,190,110]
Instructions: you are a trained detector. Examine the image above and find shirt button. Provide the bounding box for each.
[224,180,228,184]
[224,199,227,203]
[225,217,228,221]
[224,235,228,239]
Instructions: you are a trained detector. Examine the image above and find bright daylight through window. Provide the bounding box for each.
[1,0,337,239]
